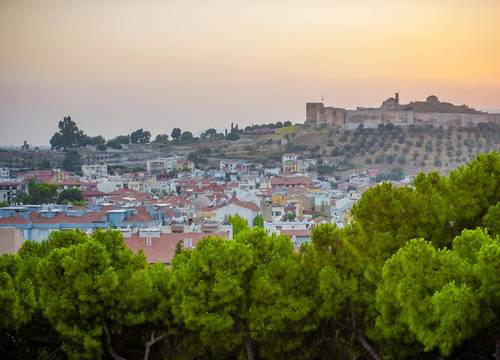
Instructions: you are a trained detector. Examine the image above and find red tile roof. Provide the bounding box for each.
[199,196,260,212]
[107,188,155,203]
[189,184,227,194]
[161,208,178,218]
[82,189,106,197]
[230,196,260,211]
[28,211,107,224]
[56,178,95,187]
[0,215,30,224]
[125,231,229,264]
[157,195,191,208]
[20,170,73,184]
[0,181,22,187]
[270,177,314,187]
[281,229,311,237]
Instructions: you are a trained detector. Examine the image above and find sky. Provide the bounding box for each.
[1,0,499,145]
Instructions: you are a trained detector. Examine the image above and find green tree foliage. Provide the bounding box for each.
[226,131,240,141]
[106,139,122,149]
[0,255,35,331]
[62,150,83,172]
[376,229,500,358]
[17,180,58,204]
[87,135,106,146]
[171,128,181,140]
[448,152,500,230]
[50,116,87,149]
[228,214,249,236]
[283,211,296,221]
[130,129,151,144]
[201,128,219,140]
[252,214,264,228]
[170,228,315,359]
[34,230,175,359]
[106,135,131,149]
[299,224,370,359]
[375,167,405,182]
[153,133,169,144]
[58,188,84,204]
[180,131,194,142]
[115,135,130,144]
[482,201,500,236]
[4,152,500,359]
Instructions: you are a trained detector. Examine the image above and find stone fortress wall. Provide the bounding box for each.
[306,94,500,130]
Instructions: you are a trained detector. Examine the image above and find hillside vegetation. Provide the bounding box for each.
[193,123,500,174]
[5,122,500,176]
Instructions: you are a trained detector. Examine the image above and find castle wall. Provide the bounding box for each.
[342,109,382,130]
[306,101,500,129]
[324,107,345,127]
[413,112,491,127]
[382,110,414,126]
[323,107,335,125]
[340,110,499,130]
[487,114,500,124]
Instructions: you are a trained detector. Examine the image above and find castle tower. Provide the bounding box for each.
[306,102,325,125]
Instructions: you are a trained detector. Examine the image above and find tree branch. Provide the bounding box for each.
[102,321,126,360]
[143,331,169,360]
[351,311,382,360]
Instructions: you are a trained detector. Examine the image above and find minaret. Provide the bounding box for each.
[395,92,399,107]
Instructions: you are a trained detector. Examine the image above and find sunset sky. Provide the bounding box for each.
[1,0,499,145]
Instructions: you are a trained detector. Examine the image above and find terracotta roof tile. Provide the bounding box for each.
[125,231,228,264]
[281,229,311,237]
[0,215,30,224]
[29,211,107,224]
[270,177,314,187]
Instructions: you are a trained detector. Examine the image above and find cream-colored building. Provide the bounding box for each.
[0,227,25,254]
[82,164,108,179]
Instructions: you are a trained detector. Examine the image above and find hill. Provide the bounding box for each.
[189,123,500,176]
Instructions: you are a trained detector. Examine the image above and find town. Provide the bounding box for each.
[1,145,406,263]
[4,94,500,262]
[2,1,500,356]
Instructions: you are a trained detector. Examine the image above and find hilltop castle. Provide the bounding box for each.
[306,94,500,129]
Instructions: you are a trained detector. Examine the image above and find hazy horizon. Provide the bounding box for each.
[1,0,499,145]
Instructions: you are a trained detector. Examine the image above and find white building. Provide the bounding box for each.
[220,160,237,172]
[0,181,22,203]
[0,168,10,178]
[220,160,250,174]
[200,200,261,225]
[96,176,125,193]
[147,156,181,175]
[282,153,303,174]
[81,164,107,179]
